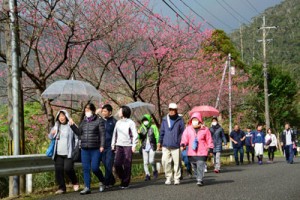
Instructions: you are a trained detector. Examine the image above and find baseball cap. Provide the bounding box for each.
[168,103,178,109]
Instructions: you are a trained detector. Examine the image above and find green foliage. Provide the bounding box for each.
[246,64,299,131]
[205,29,245,69]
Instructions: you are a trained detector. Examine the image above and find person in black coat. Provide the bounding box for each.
[69,103,106,195]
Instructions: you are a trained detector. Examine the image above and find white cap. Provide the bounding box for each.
[168,103,178,109]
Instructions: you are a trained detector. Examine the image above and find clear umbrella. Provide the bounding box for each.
[41,80,101,102]
[115,101,155,122]
[41,80,101,115]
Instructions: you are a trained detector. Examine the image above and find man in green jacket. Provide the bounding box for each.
[138,114,160,181]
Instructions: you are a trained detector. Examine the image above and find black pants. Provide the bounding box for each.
[54,155,78,191]
[268,146,276,160]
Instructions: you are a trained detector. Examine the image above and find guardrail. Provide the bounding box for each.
[0,149,233,177]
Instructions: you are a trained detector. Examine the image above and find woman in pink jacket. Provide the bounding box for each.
[180,112,214,186]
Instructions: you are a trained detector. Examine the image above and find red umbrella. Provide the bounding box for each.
[189,105,219,117]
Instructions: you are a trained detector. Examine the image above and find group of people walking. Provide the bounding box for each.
[230,123,297,165]
[48,102,297,195]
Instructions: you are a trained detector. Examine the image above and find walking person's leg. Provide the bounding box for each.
[114,146,125,185]
[233,148,239,165]
[80,149,92,194]
[64,157,78,190]
[246,146,250,162]
[90,149,105,185]
[239,147,244,164]
[268,147,272,161]
[54,155,66,193]
[170,148,181,184]
[284,145,289,162]
[251,147,255,162]
[149,149,157,178]
[195,160,205,186]
[162,147,173,184]
[105,148,116,186]
[142,149,150,180]
[122,146,133,187]
[215,152,221,171]
[288,144,294,163]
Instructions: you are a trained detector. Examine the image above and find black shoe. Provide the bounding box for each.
[144,174,151,181]
[153,171,158,179]
[236,162,239,165]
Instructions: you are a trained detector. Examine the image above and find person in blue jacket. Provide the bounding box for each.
[252,124,265,165]
[98,104,117,188]
[158,103,185,185]
[230,125,245,165]
[245,126,254,163]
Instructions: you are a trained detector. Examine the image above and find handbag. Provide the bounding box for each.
[46,139,55,157]
[72,141,81,162]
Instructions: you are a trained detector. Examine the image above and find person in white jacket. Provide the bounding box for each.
[111,105,138,189]
[265,128,278,163]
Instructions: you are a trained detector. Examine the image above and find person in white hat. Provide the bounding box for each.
[158,103,185,185]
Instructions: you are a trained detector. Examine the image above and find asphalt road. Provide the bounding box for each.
[43,157,300,200]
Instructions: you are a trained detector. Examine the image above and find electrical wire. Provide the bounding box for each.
[216,0,241,23]
[179,0,216,29]
[220,0,251,23]
[192,0,234,30]
[245,0,260,14]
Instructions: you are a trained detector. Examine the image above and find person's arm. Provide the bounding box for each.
[221,128,227,145]
[206,128,214,154]
[158,121,166,150]
[111,124,117,151]
[251,132,256,146]
[130,121,139,152]
[240,131,246,141]
[180,128,189,150]
[98,118,106,152]
[152,125,160,144]
[230,132,237,144]
[280,131,284,146]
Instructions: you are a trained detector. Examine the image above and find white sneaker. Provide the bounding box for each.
[165,179,171,185]
[174,180,180,185]
[99,182,105,192]
[204,165,208,173]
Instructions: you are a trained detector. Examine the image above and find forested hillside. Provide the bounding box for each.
[230,0,300,83]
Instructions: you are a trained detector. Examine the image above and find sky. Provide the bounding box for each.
[150,0,283,32]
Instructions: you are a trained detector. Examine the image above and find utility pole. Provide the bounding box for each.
[228,54,232,148]
[258,16,277,130]
[215,61,228,109]
[239,24,244,62]
[9,0,21,196]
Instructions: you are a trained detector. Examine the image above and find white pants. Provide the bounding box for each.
[254,143,264,156]
[162,147,181,182]
[142,149,156,175]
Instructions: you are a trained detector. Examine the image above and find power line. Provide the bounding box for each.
[220,0,251,23]
[215,0,241,23]
[179,0,216,29]
[192,0,234,30]
[162,0,200,32]
[245,0,260,14]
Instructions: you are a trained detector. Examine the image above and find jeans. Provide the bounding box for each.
[181,148,191,174]
[233,147,244,164]
[101,147,116,186]
[213,152,221,170]
[189,158,205,182]
[284,144,294,163]
[81,148,105,188]
[114,146,133,187]
[142,149,156,176]
[54,155,78,191]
